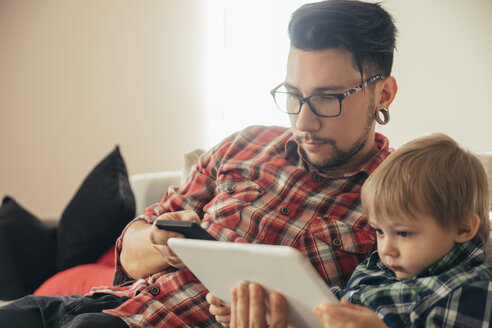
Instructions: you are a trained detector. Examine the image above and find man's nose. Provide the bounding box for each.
[295,102,321,132]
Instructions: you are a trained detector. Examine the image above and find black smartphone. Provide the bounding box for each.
[155,220,216,241]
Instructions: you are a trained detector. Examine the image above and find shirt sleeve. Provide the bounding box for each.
[424,281,492,327]
[112,133,240,285]
[330,285,344,299]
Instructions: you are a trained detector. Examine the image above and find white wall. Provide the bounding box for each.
[1,0,491,219]
[378,0,492,151]
[200,0,492,152]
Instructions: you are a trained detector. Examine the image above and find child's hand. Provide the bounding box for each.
[206,292,231,327]
[313,299,388,328]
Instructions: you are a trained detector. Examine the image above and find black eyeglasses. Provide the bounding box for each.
[270,74,384,118]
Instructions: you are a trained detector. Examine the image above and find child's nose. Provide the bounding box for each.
[380,238,398,257]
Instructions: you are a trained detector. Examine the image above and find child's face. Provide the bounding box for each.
[369,212,460,280]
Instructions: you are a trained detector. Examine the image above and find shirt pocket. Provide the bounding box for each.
[310,216,375,254]
[203,178,264,228]
[307,217,376,286]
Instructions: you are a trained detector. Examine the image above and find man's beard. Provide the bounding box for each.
[295,105,375,171]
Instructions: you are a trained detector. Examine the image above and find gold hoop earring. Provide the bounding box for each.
[375,107,390,125]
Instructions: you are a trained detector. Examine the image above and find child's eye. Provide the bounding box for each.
[397,231,411,237]
[375,228,384,235]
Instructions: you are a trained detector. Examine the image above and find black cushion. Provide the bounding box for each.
[56,146,136,271]
[0,197,57,300]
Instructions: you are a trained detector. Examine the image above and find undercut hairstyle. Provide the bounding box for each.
[288,0,397,79]
[361,134,490,243]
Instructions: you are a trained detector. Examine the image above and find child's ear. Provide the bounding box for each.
[454,213,480,243]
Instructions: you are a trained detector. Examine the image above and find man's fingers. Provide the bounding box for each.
[249,283,267,328]
[215,314,231,327]
[230,286,238,327]
[151,210,201,245]
[236,283,250,327]
[228,283,288,328]
[206,293,231,316]
[269,291,288,328]
[150,223,183,245]
[210,304,231,316]
[157,210,201,224]
[314,302,370,327]
[230,283,286,328]
[206,292,221,306]
[178,209,201,223]
[155,210,199,222]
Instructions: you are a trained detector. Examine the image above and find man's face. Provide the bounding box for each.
[285,47,377,172]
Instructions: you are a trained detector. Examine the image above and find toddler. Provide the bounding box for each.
[314,133,492,327]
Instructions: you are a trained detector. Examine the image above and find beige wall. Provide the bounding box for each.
[1,0,491,219]
[0,0,208,218]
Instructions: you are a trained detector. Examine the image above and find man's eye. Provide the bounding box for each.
[397,231,411,237]
[313,95,338,103]
[319,95,337,100]
[286,93,299,99]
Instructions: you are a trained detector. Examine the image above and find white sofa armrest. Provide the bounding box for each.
[129,171,182,216]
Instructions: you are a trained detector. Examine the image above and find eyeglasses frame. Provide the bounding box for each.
[270,74,385,118]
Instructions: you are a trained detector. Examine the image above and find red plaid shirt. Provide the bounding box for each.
[89,125,390,327]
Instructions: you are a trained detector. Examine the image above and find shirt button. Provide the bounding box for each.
[226,186,235,194]
[312,173,321,182]
[280,207,290,215]
[333,239,342,247]
[150,286,160,296]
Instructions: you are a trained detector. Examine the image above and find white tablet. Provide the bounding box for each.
[168,238,338,328]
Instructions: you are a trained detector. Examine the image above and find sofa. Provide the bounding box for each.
[0,147,204,305]
[1,148,491,306]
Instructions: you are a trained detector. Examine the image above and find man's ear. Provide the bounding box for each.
[376,76,398,109]
[454,213,480,243]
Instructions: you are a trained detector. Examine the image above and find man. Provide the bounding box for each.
[0,0,397,327]
[210,0,399,326]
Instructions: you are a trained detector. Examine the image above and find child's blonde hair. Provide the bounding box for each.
[361,134,490,243]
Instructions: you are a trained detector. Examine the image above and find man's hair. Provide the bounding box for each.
[361,134,490,243]
[288,0,397,78]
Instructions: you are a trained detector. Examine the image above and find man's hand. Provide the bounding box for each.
[206,292,231,327]
[230,282,288,328]
[313,299,388,328]
[150,210,201,269]
[120,210,201,279]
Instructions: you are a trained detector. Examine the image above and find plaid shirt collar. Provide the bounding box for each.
[285,131,390,179]
[345,238,492,327]
[417,238,485,277]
